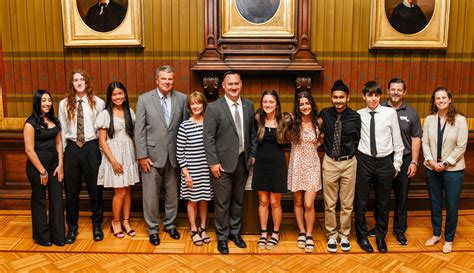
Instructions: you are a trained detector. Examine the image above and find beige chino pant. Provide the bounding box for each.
[322,155,357,239]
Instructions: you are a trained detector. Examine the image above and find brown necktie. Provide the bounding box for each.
[331,113,342,158]
[76,99,85,148]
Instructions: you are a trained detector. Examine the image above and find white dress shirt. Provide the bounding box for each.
[224,95,245,151]
[58,95,105,150]
[357,104,404,171]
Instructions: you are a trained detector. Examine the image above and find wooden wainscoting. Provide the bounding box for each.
[1,130,473,212]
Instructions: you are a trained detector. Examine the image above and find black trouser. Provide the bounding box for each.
[212,154,248,241]
[355,153,395,240]
[26,153,65,245]
[373,154,411,235]
[64,140,103,233]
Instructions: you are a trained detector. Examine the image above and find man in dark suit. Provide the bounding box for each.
[203,71,256,254]
[135,65,188,246]
[389,0,428,34]
[84,0,127,32]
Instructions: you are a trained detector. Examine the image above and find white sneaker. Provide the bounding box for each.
[340,236,351,252]
[327,237,337,253]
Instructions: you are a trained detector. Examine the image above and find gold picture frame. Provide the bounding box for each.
[221,0,295,38]
[369,0,450,49]
[61,0,144,47]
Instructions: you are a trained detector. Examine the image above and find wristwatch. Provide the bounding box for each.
[410,161,419,167]
[443,161,449,167]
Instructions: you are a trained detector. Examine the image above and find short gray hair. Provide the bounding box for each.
[155,65,174,77]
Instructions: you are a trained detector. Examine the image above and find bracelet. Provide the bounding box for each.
[410,161,419,167]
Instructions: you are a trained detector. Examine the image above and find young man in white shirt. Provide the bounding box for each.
[354,81,404,253]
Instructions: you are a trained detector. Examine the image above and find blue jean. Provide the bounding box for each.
[425,168,464,242]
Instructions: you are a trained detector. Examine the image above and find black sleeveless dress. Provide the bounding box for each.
[251,127,287,193]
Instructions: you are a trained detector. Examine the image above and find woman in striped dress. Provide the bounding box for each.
[176,91,213,246]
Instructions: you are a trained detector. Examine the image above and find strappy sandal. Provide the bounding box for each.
[258,230,268,250]
[305,236,315,253]
[110,220,125,238]
[297,232,306,249]
[121,218,136,237]
[266,230,280,250]
[190,230,203,246]
[198,226,211,244]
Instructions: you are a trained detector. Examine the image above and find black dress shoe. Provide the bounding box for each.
[149,234,160,246]
[217,240,229,254]
[229,234,247,248]
[93,227,104,241]
[65,231,77,244]
[37,241,52,247]
[53,240,65,247]
[376,238,388,253]
[395,233,408,245]
[357,237,374,253]
[367,227,376,237]
[165,228,180,240]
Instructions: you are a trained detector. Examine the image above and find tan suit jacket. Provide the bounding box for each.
[422,114,468,171]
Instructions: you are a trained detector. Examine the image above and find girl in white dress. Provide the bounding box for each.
[95,81,139,238]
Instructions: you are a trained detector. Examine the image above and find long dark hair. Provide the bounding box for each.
[430,87,458,126]
[105,81,134,138]
[28,89,61,132]
[255,90,286,144]
[291,91,319,143]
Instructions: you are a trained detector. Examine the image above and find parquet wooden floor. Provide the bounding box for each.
[0,210,473,272]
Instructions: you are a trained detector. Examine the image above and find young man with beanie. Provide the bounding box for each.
[319,79,361,252]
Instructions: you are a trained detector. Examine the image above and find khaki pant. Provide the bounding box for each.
[322,155,357,239]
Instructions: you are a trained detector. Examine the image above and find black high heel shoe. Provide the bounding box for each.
[110,220,125,238]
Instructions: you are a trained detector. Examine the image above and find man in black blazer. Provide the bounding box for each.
[203,71,256,254]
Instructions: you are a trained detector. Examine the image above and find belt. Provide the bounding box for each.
[327,154,354,162]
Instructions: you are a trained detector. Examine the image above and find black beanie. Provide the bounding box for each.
[331,79,349,93]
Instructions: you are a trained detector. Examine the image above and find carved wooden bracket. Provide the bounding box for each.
[202,75,219,102]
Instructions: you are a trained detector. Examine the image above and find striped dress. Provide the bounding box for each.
[176,119,213,201]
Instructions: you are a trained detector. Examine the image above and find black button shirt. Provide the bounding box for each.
[320,107,361,157]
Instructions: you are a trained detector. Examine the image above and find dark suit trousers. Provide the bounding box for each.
[213,154,248,240]
[26,156,65,245]
[64,140,103,232]
[373,154,411,235]
[355,153,394,240]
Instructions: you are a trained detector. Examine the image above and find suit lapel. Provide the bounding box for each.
[221,98,238,135]
[151,90,167,127]
[242,98,249,139]
[168,90,177,128]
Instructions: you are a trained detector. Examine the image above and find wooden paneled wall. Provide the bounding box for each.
[0,0,473,210]
[0,0,472,121]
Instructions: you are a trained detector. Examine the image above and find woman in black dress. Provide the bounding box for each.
[23,89,65,246]
[252,90,290,250]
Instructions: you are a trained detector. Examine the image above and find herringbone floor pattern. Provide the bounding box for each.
[0,210,473,272]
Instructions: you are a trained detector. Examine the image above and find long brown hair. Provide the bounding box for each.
[255,90,287,144]
[291,91,319,143]
[65,69,97,122]
[430,87,458,126]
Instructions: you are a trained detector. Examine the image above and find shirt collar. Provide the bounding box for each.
[99,0,110,7]
[156,89,170,99]
[403,0,413,8]
[224,95,241,107]
[366,104,382,113]
[382,100,407,110]
[76,95,86,102]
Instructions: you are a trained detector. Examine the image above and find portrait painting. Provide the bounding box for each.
[370,0,450,49]
[235,0,280,24]
[221,0,295,37]
[61,0,144,47]
[77,0,128,33]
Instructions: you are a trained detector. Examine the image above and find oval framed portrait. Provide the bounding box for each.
[235,0,280,24]
[77,0,129,33]
[385,0,435,35]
